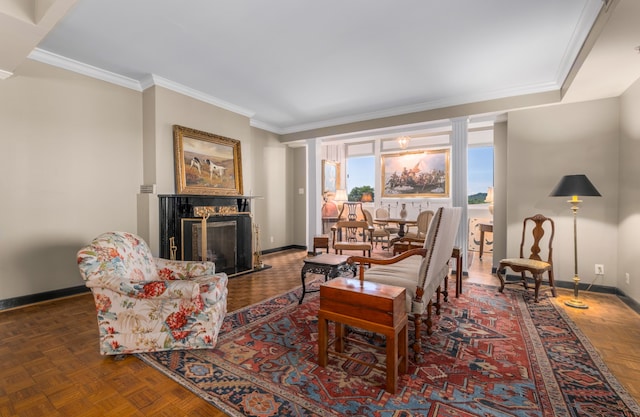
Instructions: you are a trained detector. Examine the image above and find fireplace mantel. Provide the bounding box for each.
[159,194,259,275]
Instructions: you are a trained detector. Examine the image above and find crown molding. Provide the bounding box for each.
[28,48,142,90]
[28,49,257,121]
[250,118,284,134]
[142,74,255,119]
[275,81,558,136]
[0,69,13,80]
[28,42,562,137]
[555,0,604,86]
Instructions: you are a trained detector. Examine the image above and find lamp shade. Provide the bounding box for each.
[334,189,348,202]
[549,174,601,197]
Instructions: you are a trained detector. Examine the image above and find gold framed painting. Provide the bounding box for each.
[174,125,243,195]
[322,160,340,194]
[381,149,450,197]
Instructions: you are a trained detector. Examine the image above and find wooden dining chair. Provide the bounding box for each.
[332,220,373,257]
[404,210,434,239]
[496,214,556,302]
[375,207,399,235]
[364,209,391,249]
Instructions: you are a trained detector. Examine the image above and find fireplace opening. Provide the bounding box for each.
[160,196,256,276]
[181,219,237,274]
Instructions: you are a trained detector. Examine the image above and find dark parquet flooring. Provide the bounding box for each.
[0,247,638,416]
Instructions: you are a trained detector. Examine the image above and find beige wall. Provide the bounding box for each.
[247,126,292,249]
[506,98,620,289]
[0,60,143,299]
[0,60,292,302]
[137,85,292,255]
[1,58,638,306]
[138,86,251,254]
[136,84,292,255]
[619,77,640,301]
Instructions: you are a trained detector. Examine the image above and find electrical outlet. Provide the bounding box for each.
[626,272,630,284]
[270,236,275,243]
[594,264,604,275]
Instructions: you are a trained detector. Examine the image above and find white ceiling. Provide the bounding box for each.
[5,0,640,135]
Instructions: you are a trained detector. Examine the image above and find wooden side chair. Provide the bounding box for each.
[375,207,399,235]
[337,201,366,221]
[496,214,557,302]
[332,220,373,257]
[363,209,391,250]
[404,210,434,239]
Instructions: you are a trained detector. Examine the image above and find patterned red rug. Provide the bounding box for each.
[137,283,640,416]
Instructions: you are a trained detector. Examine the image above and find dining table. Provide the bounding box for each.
[374,217,417,248]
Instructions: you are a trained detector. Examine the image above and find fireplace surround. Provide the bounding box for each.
[159,195,255,276]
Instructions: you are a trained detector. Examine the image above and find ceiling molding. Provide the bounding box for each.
[26,47,516,137]
[28,49,257,120]
[250,118,282,134]
[0,69,13,80]
[144,74,255,119]
[28,48,142,90]
[317,119,454,143]
[275,81,559,136]
[556,0,606,91]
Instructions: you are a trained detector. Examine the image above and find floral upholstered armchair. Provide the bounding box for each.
[77,231,228,355]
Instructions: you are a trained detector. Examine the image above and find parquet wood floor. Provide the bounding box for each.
[0,249,638,416]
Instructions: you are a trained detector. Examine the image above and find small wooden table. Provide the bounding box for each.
[299,254,355,304]
[318,277,408,394]
[478,222,493,259]
[313,235,329,254]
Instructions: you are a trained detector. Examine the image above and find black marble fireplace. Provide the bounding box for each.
[159,195,254,276]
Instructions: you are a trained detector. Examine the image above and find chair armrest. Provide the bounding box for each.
[155,258,216,279]
[85,275,202,299]
[347,248,427,280]
[347,248,426,266]
[396,237,425,249]
[397,237,425,244]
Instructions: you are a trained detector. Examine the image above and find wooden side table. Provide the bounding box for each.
[313,235,329,254]
[318,277,408,394]
[299,254,355,304]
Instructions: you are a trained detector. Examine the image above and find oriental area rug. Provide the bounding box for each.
[137,283,640,417]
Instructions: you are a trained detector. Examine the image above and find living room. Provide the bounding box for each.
[1,0,639,311]
[1,0,640,414]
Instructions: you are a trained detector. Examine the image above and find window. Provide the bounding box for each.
[468,146,494,204]
[346,155,375,202]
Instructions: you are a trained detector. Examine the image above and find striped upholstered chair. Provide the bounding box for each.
[348,207,461,358]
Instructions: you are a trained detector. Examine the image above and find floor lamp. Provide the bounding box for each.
[549,174,601,309]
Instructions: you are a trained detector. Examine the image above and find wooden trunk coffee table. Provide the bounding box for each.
[318,277,408,394]
[299,254,355,304]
